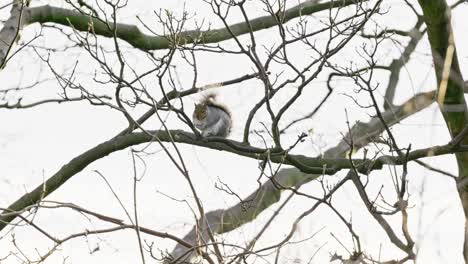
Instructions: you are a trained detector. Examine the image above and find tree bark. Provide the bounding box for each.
[0,91,439,233]
[0,1,27,67]
[168,91,435,261]
[23,0,360,51]
[417,0,468,262]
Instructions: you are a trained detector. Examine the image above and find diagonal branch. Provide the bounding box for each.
[0,1,26,66]
[168,89,436,259]
[0,88,460,235]
[383,20,425,109]
[0,130,359,231]
[4,86,467,262]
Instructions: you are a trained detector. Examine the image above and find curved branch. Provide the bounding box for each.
[2,88,464,262]
[0,130,355,231]
[169,90,436,259]
[3,94,463,234]
[24,0,361,51]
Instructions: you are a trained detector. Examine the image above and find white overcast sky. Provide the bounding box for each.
[1,0,468,263]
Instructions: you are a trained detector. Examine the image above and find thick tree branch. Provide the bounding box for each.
[20,0,362,51]
[0,0,364,70]
[417,0,468,261]
[0,130,350,231]
[1,92,462,234]
[383,20,425,109]
[0,1,25,66]
[0,85,460,262]
[169,90,436,259]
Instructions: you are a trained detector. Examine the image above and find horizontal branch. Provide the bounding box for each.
[2,87,464,262]
[0,95,111,109]
[0,129,379,231]
[4,115,465,232]
[25,0,361,51]
[0,130,338,231]
[169,90,436,259]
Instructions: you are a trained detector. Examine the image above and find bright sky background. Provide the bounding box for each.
[1,0,468,263]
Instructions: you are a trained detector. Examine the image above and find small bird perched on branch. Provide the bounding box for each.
[192,93,232,137]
